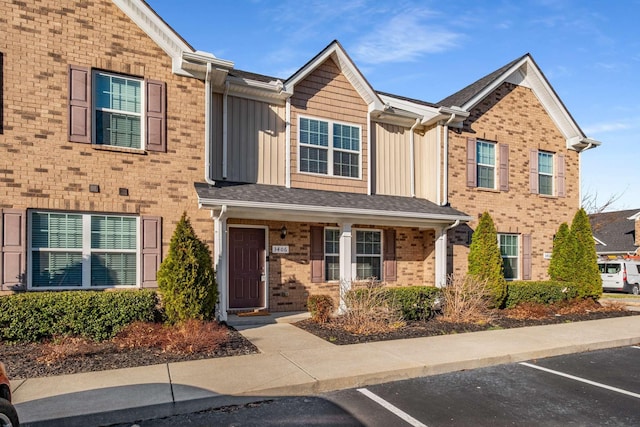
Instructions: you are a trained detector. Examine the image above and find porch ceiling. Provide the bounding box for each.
[195,181,472,228]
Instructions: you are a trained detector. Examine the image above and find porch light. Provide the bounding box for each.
[280,225,287,239]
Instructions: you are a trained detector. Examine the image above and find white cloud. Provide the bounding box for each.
[583,121,633,135]
[351,11,461,64]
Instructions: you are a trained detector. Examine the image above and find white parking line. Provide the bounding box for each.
[357,388,428,427]
[632,346,640,350]
[520,362,640,399]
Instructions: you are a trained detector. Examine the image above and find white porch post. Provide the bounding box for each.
[213,209,228,321]
[435,227,448,288]
[339,222,353,313]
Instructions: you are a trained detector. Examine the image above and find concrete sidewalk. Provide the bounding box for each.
[11,313,640,427]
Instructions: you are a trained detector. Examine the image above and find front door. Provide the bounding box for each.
[228,227,266,309]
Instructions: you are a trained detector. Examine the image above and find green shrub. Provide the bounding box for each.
[505,281,580,308]
[307,295,334,323]
[385,286,441,321]
[570,209,602,300]
[548,222,575,282]
[0,290,158,342]
[350,286,441,321]
[468,212,507,308]
[157,213,218,324]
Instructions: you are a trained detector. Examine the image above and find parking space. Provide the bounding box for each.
[326,346,640,426]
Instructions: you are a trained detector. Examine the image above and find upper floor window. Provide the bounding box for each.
[499,233,519,280]
[538,151,554,196]
[299,117,360,178]
[68,65,166,152]
[30,212,138,288]
[94,72,142,149]
[476,140,496,189]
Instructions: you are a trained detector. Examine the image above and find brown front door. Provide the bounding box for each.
[228,227,266,309]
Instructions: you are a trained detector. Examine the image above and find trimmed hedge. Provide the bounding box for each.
[0,290,158,342]
[505,281,581,308]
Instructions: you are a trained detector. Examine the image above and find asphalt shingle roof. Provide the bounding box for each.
[589,209,640,254]
[194,181,470,220]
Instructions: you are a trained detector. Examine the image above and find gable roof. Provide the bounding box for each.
[437,53,600,152]
[284,40,385,111]
[590,209,640,254]
[112,0,233,80]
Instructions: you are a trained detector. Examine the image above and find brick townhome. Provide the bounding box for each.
[1,1,601,321]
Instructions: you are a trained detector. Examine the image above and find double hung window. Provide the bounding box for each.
[538,151,554,196]
[299,117,360,178]
[31,212,138,288]
[476,140,496,189]
[499,234,519,280]
[355,230,382,280]
[324,228,340,281]
[94,72,142,149]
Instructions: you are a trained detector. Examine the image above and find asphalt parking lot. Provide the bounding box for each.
[326,345,640,426]
[116,346,640,426]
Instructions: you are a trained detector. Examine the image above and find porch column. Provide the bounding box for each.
[435,227,448,288]
[338,222,352,313]
[213,209,228,321]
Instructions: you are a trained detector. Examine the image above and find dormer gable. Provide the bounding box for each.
[438,54,600,152]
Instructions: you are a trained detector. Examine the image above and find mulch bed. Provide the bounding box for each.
[295,309,640,345]
[0,325,258,380]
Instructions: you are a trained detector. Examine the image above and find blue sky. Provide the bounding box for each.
[148,0,639,212]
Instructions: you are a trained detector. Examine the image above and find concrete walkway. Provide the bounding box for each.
[11,313,640,427]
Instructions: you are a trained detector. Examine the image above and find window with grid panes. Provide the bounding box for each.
[94,72,142,149]
[31,212,138,288]
[476,140,496,189]
[324,228,340,281]
[299,117,360,178]
[355,230,381,280]
[499,234,519,280]
[538,151,554,195]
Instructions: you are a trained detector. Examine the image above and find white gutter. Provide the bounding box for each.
[442,113,456,206]
[204,63,215,185]
[286,99,291,188]
[409,118,419,198]
[222,81,230,179]
[445,219,460,231]
[368,110,373,195]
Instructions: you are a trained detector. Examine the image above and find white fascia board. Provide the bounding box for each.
[462,56,593,150]
[593,236,607,246]
[627,212,640,220]
[284,42,383,109]
[197,198,473,225]
[378,94,440,118]
[225,76,289,104]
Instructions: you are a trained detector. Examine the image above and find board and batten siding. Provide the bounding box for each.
[211,94,286,185]
[290,58,369,194]
[415,125,439,202]
[372,122,411,197]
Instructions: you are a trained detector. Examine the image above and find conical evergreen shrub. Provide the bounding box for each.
[468,212,507,308]
[157,212,218,324]
[570,208,602,299]
[548,222,576,282]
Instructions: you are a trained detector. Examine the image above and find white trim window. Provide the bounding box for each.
[94,71,143,149]
[355,229,382,280]
[538,151,554,195]
[30,212,138,288]
[476,140,496,189]
[324,228,340,281]
[299,116,361,178]
[499,234,519,280]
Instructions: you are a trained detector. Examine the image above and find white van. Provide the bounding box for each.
[598,259,640,295]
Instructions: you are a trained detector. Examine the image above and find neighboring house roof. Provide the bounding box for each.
[436,53,600,152]
[195,182,472,227]
[590,209,640,254]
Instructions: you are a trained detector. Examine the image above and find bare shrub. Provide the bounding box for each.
[441,273,495,323]
[37,336,105,366]
[337,279,405,335]
[504,302,553,320]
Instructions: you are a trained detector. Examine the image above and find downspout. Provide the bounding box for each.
[367,110,372,195]
[409,118,419,198]
[436,123,442,205]
[578,142,594,209]
[213,205,228,321]
[222,81,230,179]
[436,219,461,288]
[204,63,215,185]
[442,113,456,206]
[285,98,291,188]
